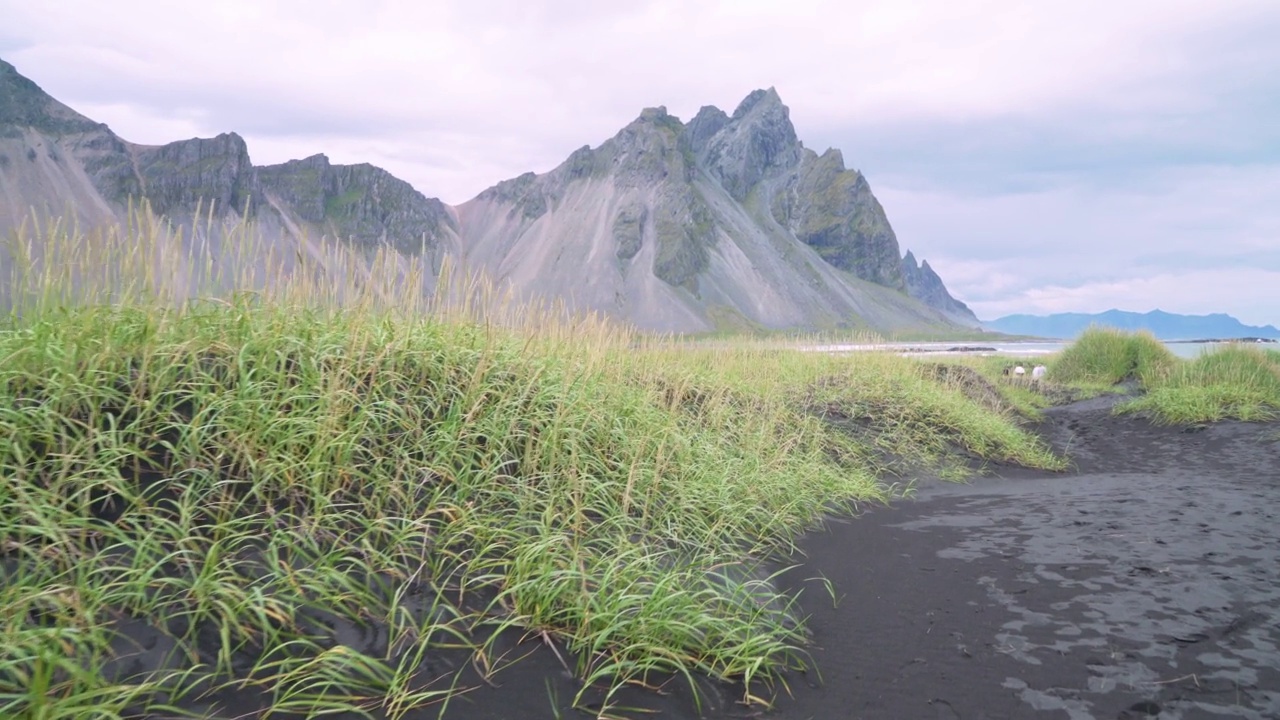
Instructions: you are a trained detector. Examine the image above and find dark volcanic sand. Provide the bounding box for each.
[765,397,1280,720]
[436,396,1280,720]
[90,396,1280,719]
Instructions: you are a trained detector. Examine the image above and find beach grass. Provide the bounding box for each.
[987,327,1280,425]
[1,209,1064,718]
[1118,344,1280,423]
[1048,326,1178,387]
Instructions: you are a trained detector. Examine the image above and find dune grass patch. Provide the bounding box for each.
[1,211,1064,718]
[1118,345,1280,424]
[1002,327,1280,425]
[1049,327,1178,387]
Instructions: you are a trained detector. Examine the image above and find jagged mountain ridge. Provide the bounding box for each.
[0,58,977,333]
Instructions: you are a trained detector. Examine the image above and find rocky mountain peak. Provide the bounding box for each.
[901,251,979,326]
[687,105,730,152]
[595,105,693,187]
[127,132,258,217]
[617,106,685,145]
[700,88,801,201]
[819,147,846,169]
[636,105,680,126]
[773,146,905,290]
[730,86,783,121]
[257,153,455,253]
[293,153,332,169]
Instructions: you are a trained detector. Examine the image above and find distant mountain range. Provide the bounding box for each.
[985,310,1280,340]
[0,58,978,334]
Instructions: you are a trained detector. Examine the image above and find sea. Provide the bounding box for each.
[804,340,1275,360]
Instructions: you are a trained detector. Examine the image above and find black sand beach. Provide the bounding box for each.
[768,396,1280,720]
[428,396,1280,720]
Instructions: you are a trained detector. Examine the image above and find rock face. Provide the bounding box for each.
[777,148,904,289]
[698,89,801,202]
[257,154,456,254]
[1,58,974,334]
[131,133,259,218]
[901,251,980,327]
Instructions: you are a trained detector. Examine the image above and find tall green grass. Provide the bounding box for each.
[1120,345,1280,423]
[0,209,1063,718]
[1027,327,1280,424]
[1049,326,1177,387]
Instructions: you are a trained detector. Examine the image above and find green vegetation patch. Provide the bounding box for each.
[324,187,365,218]
[806,361,1064,480]
[1025,328,1280,425]
[638,344,1065,486]
[1119,345,1280,424]
[1049,327,1177,386]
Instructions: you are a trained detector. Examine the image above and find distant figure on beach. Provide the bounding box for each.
[1032,365,1047,380]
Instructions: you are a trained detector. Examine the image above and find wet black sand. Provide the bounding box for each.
[439,396,1280,719]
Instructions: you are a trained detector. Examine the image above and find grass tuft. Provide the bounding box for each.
[1000,327,1280,426]
[1119,345,1280,424]
[1049,326,1177,387]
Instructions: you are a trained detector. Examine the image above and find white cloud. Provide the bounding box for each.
[8,0,1276,194]
[1,0,1277,323]
[966,269,1280,328]
[878,163,1280,325]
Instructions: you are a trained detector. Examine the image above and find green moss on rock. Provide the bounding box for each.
[613,204,647,260]
[256,154,454,254]
[653,189,714,292]
[782,149,905,290]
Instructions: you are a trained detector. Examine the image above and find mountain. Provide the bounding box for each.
[1,58,977,333]
[456,90,979,332]
[0,59,457,251]
[901,251,975,327]
[985,309,1280,340]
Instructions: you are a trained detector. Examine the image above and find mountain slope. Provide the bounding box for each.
[0,59,125,229]
[985,309,1280,340]
[2,58,975,334]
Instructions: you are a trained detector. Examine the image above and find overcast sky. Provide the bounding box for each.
[3,0,1277,325]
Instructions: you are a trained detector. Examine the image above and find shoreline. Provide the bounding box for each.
[800,337,1278,360]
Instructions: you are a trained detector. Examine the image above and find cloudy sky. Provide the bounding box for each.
[2,0,1277,325]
